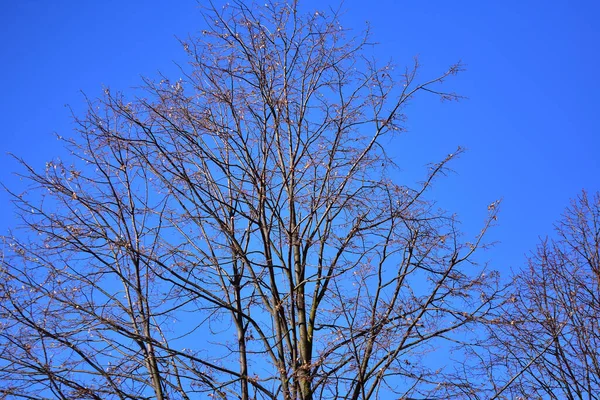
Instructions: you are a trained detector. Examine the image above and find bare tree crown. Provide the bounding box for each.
[482,190,600,399]
[0,2,502,399]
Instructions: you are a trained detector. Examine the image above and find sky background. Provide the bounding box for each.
[1,0,599,276]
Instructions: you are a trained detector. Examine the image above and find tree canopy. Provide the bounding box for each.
[1,1,597,400]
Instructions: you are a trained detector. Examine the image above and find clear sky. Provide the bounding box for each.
[2,0,599,276]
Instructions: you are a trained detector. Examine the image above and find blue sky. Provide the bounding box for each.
[2,0,599,275]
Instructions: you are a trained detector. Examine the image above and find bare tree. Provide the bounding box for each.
[477,191,600,399]
[0,1,502,399]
